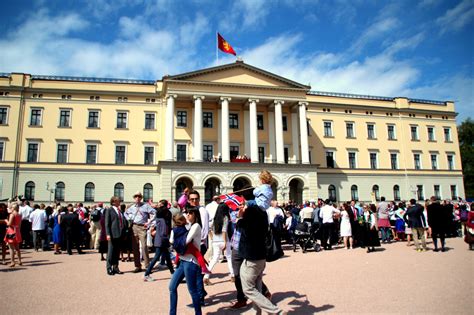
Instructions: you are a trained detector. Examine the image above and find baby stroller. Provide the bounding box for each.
[293,220,322,253]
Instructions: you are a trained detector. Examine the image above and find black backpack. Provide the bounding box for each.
[90,209,101,222]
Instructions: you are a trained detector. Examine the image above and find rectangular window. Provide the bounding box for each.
[144,146,154,165]
[230,145,239,160]
[367,124,375,139]
[324,121,333,137]
[447,154,454,170]
[0,107,8,125]
[0,141,4,161]
[116,112,128,129]
[115,145,126,164]
[450,185,457,200]
[282,116,288,131]
[431,154,438,170]
[30,109,42,126]
[203,145,213,162]
[326,151,334,168]
[177,144,187,161]
[229,114,239,129]
[417,185,424,201]
[27,143,39,162]
[346,122,354,138]
[57,144,68,163]
[177,111,187,127]
[434,185,441,200]
[307,119,311,136]
[203,112,213,128]
[257,114,264,130]
[59,110,71,127]
[390,153,398,170]
[86,145,97,164]
[444,128,451,142]
[88,111,99,128]
[348,152,356,169]
[258,146,265,163]
[284,147,289,164]
[427,127,435,141]
[414,153,421,170]
[387,125,396,140]
[370,152,377,169]
[411,126,419,141]
[145,113,155,130]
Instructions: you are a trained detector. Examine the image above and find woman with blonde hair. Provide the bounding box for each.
[4,203,22,267]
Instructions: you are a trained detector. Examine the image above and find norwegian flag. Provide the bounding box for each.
[220,193,245,211]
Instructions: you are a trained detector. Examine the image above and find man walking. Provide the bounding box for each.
[319,199,340,250]
[89,202,103,250]
[404,199,427,252]
[29,204,48,251]
[60,204,84,255]
[105,196,125,275]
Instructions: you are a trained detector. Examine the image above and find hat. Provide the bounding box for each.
[133,191,143,198]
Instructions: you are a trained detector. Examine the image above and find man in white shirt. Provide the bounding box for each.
[29,204,48,251]
[319,199,340,250]
[19,199,34,248]
[300,202,314,222]
[266,200,284,225]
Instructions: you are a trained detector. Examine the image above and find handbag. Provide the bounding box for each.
[5,226,16,240]
[265,227,283,262]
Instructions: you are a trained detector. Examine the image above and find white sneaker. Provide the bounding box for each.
[144,275,155,282]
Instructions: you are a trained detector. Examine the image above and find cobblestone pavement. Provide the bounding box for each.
[2,237,473,314]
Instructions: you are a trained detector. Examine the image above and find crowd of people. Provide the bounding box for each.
[1,170,473,314]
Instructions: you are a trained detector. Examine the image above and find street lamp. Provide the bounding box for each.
[46,182,55,203]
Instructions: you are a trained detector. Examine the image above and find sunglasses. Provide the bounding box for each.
[189,198,199,201]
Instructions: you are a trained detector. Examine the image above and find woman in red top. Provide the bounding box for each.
[464,204,474,250]
[4,203,22,267]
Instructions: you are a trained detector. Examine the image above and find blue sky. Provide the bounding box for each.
[0,0,472,121]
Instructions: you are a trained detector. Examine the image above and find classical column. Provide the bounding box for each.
[165,94,177,161]
[299,102,310,164]
[249,98,259,163]
[274,100,285,164]
[291,112,300,163]
[193,95,204,161]
[268,111,275,163]
[220,97,231,162]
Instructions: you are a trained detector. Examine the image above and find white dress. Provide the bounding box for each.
[340,210,352,237]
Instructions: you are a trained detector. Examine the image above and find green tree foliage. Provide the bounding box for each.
[458,118,474,198]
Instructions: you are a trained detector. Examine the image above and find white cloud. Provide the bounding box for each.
[218,0,270,32]
[350,17,399,54]
[437,0,474,34]
[418,0,441,8]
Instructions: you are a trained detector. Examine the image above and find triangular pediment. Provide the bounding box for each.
[165,61,310,90]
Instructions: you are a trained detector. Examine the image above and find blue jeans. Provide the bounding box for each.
[380,227,391,242]
[145,246,173,276]
[169,260,201,315]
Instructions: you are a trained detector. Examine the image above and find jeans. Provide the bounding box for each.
[32,229,46,250]
[145,246,173,276]
[380,227,391,242]
[169,260,202,315]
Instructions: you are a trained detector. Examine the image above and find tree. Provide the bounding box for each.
[458,118,474,198]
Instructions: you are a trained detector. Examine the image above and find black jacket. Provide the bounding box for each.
[238,205,268,260]
[404,204,426,228]
[105,207,124,239]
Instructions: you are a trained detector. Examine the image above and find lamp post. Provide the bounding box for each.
[46,182,55,203]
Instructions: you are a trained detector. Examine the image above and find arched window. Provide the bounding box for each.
[372,185,380,201]
[85,182,95,202]
[114,183,124,201]
[351,185,359,201]
[25,181,35,200]
[143,183,153,201]
[55,182,65,201]
[328,184,337,202]
[393,185,401,201]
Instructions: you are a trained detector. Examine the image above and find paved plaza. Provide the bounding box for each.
[3,237,473,314]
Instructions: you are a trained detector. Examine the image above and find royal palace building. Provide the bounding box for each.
[0,61,465,204]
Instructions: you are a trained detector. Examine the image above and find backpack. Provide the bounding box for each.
[460,205,468,222]
[266,227,283,262]
[272,215,285,233]
[90,209,101,222]
[172,226,188,255]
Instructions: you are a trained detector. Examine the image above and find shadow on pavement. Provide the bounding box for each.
[273,290,335,313]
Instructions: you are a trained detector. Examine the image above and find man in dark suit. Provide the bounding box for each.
[105,196,125,275]
[60,204,83,255]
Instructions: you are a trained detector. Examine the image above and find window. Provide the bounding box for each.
[434,185,441,200]
[177,111,187,127]
[57,144,68,163]
[444,128,451,142]
[229,113,239,129]
[177,144,187,161]
[144,146,154,165]
[257,114,264,130]
[328,185,337,202]
[282,116,288,131]
[258,146,265,163]
[416,185,424,201]
[0,141,4,161]
[30,109,42,126]
[0,107,8,125]
[203,145,213,162]
[203,112,213,128]
[372,185,380,201]
[367,124,375,139]
[27,143,39,162]
[143,183,153,201]
[431,154,438,170]
[427,127,435,141]
[447,154,454,170]
[324,121,333,137]
[414,153,421,170]
[114,183,124,201]
[55,182,65,202]
[85,182,95,202]
[307,119,311,136]
[411,126,419,141]
[86,144,97,164]
[145,113,155,130]
[88,111,99,128]
[387,125,396,140]
[450,185,457,200]
[284,147,289,164]
[346,122,354,138]
[370,152,377,169]
[116,112,128,129]
[393,185,401,201]
[59,109,71,127]
[326,151,335,168]
[230,145,239,160]
[115,145,126,164]
[25,181,35,200]
[390,153,398,170]
[348,152,357,169]
[351,185,359,201]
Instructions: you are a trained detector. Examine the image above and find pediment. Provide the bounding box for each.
[165,61,310,90]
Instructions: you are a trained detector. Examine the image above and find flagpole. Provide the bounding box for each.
[216,31,218,66]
